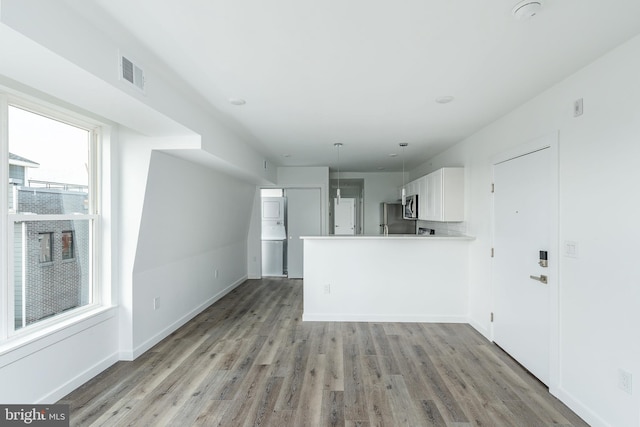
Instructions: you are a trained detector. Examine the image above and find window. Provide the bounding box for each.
[3,98,102,334]
[38,232,53,263]
[61,231,74,260]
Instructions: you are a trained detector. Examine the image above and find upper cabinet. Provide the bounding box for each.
[422,167,464,222]
[400,167,464,222]
[403,167,464,222]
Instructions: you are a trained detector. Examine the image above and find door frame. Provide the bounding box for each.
[490,132,559,392]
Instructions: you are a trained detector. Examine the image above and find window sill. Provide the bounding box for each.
[0,305,117,369]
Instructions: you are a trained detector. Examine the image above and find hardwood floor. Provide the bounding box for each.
[60,278,588,426]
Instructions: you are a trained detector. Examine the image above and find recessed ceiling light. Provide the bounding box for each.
[388,153,398,157]
[512,1,542,20]
[228,98,246,105]
[436,96,455,104]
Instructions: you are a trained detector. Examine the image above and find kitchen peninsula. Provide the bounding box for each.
[301,234,474,323]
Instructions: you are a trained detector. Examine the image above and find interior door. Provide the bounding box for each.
[334,198,355,235]
[493,147,551,385]
[286,188,322,279]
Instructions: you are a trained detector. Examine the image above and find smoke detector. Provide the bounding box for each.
[512,1,542,20]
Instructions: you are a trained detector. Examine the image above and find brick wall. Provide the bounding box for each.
[14,187,90,328]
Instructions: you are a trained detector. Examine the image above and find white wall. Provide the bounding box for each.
[414,35,640,427]
[0,0,276,184]
[131,151,255,355]
[0,311,119,403]
[333,172,404,234]
[246,187,262,279]
[0,0,272,403]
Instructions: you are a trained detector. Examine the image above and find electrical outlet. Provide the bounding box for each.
[323,284,331,295]
[153,297,159,310]
[619,369,633,394]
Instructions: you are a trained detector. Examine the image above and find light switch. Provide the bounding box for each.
[574,98,584,117]
[564,241,579,258]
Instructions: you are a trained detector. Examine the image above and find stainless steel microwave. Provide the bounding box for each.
[403,194,418,219]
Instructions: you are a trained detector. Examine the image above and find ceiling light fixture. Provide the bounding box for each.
[334,143,343,204]
[228,98,246,105]
[512,1,542,20]
[400,143,408,206]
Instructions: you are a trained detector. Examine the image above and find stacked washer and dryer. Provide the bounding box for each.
[261,197,287,276]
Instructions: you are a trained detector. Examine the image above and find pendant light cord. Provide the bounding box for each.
[334,143,343,203]
[400,143,408,205]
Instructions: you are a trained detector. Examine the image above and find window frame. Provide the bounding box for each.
[38,232,53,264]
[61,230,75,261]
[1,92,106,342]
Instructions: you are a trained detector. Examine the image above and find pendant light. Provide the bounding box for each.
[400,143,408,206]
[334,143,343,204]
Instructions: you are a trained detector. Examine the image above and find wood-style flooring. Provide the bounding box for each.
[60,278,588,426]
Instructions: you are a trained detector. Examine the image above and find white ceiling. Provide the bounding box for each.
[85,0,640,172]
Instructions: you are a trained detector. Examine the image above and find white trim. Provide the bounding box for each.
[0,306,116,367]
[9,214,98,222]
[121,276,248,361]
[2,92,109,345]
[467,316,492,340]
[552,387,610,427]
[302,313,468,323]
[0,94,8,343]
[37,351,119,404]
[490,131,560,389]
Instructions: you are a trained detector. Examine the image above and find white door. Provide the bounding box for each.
[286,188,322,279]
[493,147,552,385]
[334,198,355,235]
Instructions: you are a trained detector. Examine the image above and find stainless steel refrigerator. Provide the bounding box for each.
[380,202,415,234]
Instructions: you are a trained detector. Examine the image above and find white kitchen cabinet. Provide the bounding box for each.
[420,167,464,222]
[407,180,418,198]
[417,175,428,220]
[399,179,418,203]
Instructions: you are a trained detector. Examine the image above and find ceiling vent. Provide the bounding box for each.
[119,54,145,92]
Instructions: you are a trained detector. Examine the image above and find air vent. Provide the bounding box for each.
[119,54,145,92]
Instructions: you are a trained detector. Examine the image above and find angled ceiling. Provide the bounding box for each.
[84,0,640,172]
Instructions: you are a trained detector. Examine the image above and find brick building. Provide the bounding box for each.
[9,153,89,329]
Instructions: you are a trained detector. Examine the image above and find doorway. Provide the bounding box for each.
[260,188,322,279]
[492,134,558,386]
[329,178,363,234]
[334,198,356,235]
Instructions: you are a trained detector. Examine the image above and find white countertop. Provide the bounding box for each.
[301,234,475,241]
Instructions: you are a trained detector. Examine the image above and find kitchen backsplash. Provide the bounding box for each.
[416,220,467,236]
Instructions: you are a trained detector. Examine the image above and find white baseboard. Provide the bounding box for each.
[302,313,468,323]
[551,387,610,427]
[467,317,491,340]
[37,352,119,404]
[130,276,247,360]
